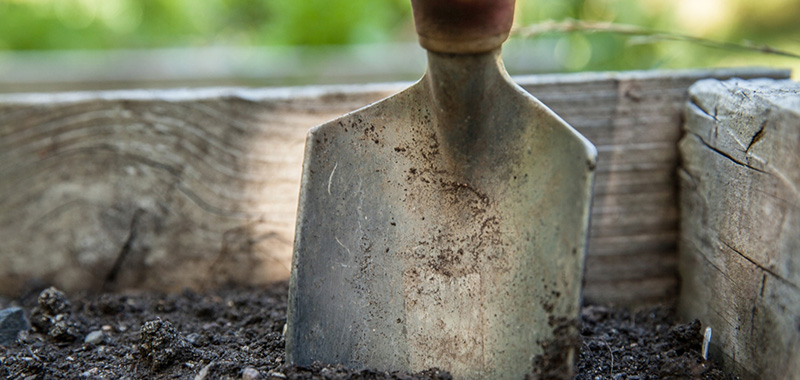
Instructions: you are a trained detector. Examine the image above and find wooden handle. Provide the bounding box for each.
[411,0,516,54]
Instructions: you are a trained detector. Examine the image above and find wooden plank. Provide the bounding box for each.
[539,68,790,305]
[584,277,679,306]
[678,78,800,379]
[584,250,678,306]
[588,232,677,257]
[0,87,400,296]
[0,68,790,307]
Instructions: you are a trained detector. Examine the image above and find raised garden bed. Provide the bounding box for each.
[1,68,797,379]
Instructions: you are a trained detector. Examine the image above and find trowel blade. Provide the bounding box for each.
[287,53,596,380]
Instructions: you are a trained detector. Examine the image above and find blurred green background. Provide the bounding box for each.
[0,0,798,89]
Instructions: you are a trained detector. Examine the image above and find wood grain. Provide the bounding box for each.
[0,68,790,306]
[523,68,790,305]
[678,78,800,379]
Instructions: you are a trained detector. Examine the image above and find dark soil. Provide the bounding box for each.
[0,283,737,380]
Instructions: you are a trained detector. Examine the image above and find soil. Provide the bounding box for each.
[0,282,737,380]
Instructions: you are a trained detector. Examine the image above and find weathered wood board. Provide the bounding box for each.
[0,68,790,306]
[678,78,800,379]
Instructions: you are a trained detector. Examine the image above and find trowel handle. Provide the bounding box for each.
[410,0,515,54]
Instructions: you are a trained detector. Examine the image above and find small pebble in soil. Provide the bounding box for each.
[185,332,201,346]
[83,330,106,345]
[81,367,100,378]
[195,361,214,380]
[241,367,260,380]
[0,307,30,345]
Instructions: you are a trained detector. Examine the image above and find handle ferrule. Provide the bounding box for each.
[411,0,516,54]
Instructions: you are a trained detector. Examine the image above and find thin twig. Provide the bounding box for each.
[512,19,800,59]
[602,339,614,378]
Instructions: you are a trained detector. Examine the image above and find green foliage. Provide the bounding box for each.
[0,0,797,74]
[514,0,664,71]
[0,0,411,50]
[513,0,799,73]
[260,0,410,46]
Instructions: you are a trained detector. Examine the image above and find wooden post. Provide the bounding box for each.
[679,78,800,379]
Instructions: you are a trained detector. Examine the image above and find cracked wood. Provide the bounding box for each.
[678,78,800,380]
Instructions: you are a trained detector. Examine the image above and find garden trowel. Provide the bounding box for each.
[287,1,596,379]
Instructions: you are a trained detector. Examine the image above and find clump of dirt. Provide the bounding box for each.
[138,319,195,370]
[28,287,84,344]
[0,282,736,380]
